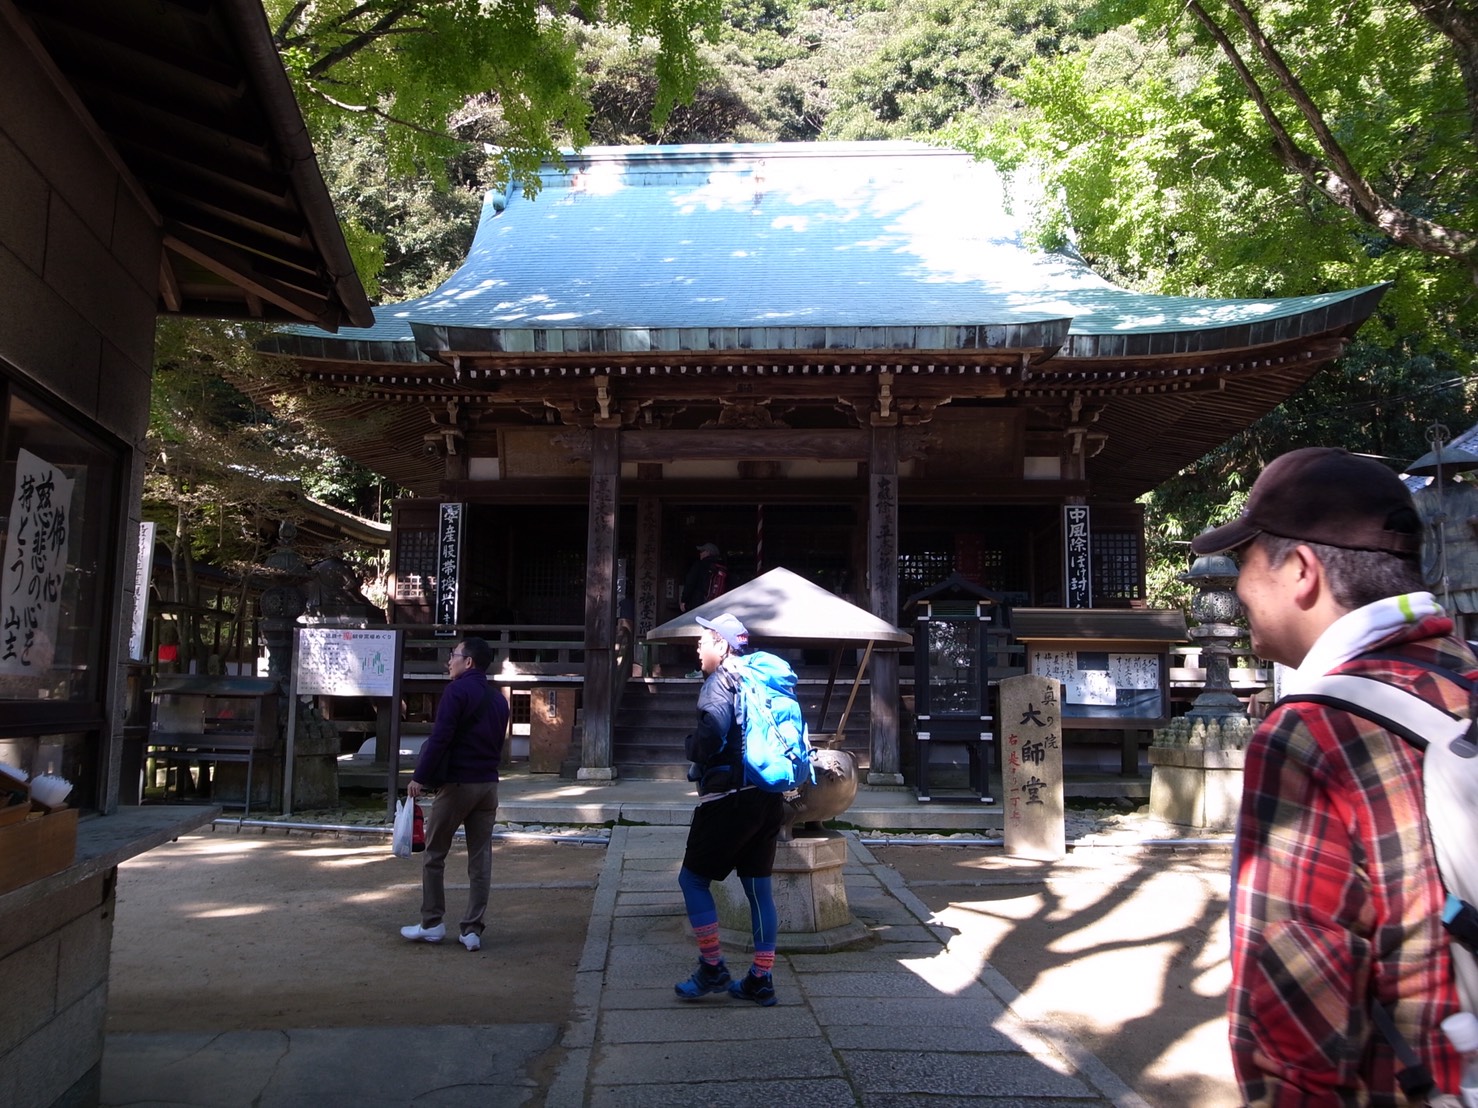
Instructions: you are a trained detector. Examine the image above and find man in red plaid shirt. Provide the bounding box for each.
[1192,448,1477,1106]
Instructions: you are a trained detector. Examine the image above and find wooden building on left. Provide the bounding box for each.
[0,2,370,1103]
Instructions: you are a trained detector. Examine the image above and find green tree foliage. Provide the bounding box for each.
[575,1,882,145]
[316,124,488,301]
[147,319,394,629]
[170,1,1478,623]
[945,0,1478,602]
[578,28,767,144]
[140,1,723,636]
[825,0,1090,139]
[1143,341,1475,606]
[150,323,380,540]
[266,0,722,184]
[956,0,1477,340]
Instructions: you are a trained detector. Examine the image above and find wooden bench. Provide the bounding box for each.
[147,733,264,819]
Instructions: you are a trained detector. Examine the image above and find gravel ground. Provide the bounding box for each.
[230,801,1233,848]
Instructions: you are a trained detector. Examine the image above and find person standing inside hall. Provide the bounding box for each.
[673,613,785,1006]
[680,542,727,613]
[1191,448,1478,1104]
[400,637,509,952]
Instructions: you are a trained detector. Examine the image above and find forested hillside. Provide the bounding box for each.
[155,0,1476,615]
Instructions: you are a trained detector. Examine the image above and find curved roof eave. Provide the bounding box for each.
[410,319,1072,358]
[262,142,1386,364]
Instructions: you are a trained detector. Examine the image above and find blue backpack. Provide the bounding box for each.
[736,651,814,792]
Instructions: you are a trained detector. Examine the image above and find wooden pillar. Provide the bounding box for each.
[867,425,903,785]
[579,427,619,782]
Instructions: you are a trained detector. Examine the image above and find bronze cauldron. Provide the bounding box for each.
[781,738,859,840]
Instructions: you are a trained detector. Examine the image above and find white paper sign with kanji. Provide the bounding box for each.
[0,449,76,673]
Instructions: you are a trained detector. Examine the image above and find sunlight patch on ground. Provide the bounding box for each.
[122,839,276,862]
[1192,959,1232,998]
[930,901,1029,960]
[897,943,996,996]
[291,846,386,861]
[148,837,279,860]
[517,784,611,801]
[1141,1013,1236,1090]
[308,853,399,869]
[937,892,1046,925]
[186,904,270,919]
[1195,916,1232,971]
[930,891,1229,1026]
[1039,944,1177,1022]
[1046,894,1201,956]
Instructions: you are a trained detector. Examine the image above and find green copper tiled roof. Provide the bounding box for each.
[267,142,1381,363]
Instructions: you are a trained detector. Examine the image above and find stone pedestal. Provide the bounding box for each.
[713,830,871,952]
[1148,746,1245,830]
[529,688,577,773]
[289,702,340,810]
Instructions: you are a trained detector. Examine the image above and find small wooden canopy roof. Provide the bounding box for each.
[646,567,913,647]
[1011,608,1189,643]
[903,572,1005,615]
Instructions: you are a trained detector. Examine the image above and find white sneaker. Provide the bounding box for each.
[459,931,481,952]
[400,922,445,943]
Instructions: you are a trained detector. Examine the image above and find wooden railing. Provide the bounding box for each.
[391,623,586,678]
[383,623,587,749]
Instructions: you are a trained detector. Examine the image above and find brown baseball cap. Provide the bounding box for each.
[1190,447,1421,557]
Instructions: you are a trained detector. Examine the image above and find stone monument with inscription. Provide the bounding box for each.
[999,672,1066,861]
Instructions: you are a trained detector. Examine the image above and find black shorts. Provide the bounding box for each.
[682,788,786,882]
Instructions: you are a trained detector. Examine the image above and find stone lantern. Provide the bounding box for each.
[257,522,340,810]
[258,521,311,682]
[1147,548,1253,830]
[1182,553,1249,724]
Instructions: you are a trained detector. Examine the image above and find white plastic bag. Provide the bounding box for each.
[392,795,414,858]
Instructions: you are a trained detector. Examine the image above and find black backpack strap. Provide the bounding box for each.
[1370,1003,1436,1099]
[1282,692,1433,753]
[1351,650,1478,691]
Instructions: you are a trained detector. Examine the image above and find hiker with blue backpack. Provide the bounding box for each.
[672,611,810,1007]
[1192,448,1478,1106]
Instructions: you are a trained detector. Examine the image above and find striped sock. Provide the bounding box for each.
[752,948,775,975]
[678,866,723,964]
[694,920,723,965]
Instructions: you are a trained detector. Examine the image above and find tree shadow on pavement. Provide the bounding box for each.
[875,845,1235,1108]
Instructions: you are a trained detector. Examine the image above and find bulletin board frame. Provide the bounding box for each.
[1020,638,1172,729]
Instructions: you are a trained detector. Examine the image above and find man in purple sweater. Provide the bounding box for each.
[400,637,509,951]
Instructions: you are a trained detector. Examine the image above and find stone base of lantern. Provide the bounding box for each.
[710,831,873,953]
[1148,746,1244,831]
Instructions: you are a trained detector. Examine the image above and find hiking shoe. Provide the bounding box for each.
[729,971,777,1007]
[674,958,730,999]
[684,670,704,679]
[459,931,481,952]
[400,922,445,943]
